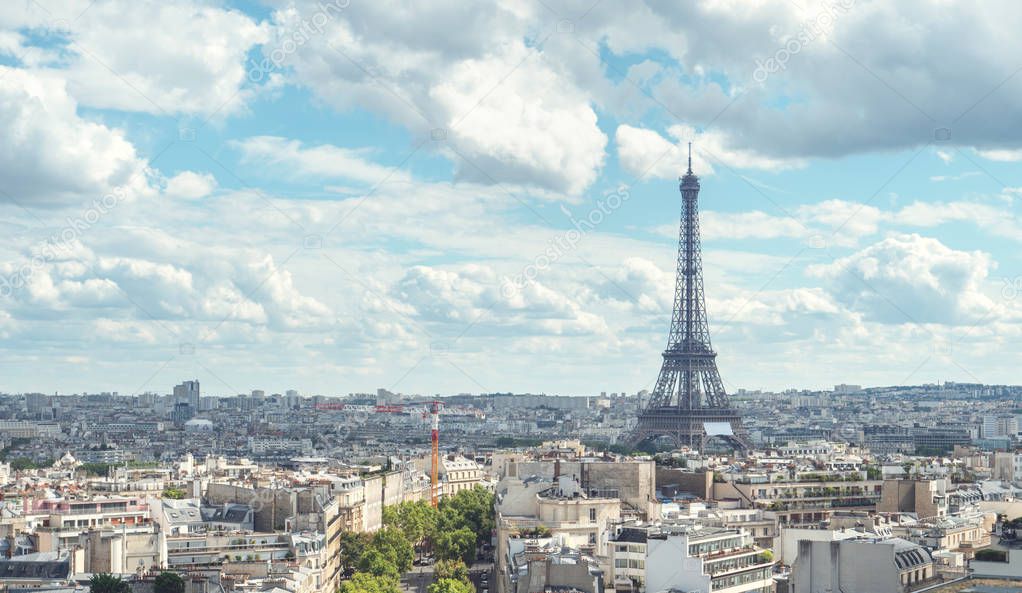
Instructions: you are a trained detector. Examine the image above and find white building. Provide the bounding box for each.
[610,523,774,593]
[439,455,483,497]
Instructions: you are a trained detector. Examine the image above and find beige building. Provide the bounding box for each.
[878,478,949,520]
[713,472,883,526]
[500,457,659,521]
[33,497,153,553]
[495,475,622,593]
[439,455,483,497]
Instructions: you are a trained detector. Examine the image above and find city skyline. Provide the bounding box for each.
[2,1,1021,395]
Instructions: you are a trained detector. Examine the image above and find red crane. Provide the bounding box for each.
[430,401,442,507]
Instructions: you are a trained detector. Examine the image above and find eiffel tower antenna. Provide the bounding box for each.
[628,152,750,452]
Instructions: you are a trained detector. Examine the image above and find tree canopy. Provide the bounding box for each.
[340,531,372,571]
[154,571,186,593]
[433,559,471,584]
[383,500,439,547]
[434,527,477,565]
[367,526,414,574]
[340,572,403,593]
[429,578,475,593]
[89,574,130,593]
[439,487,494,547]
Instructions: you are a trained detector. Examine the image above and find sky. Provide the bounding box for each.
[1,0,1021,397]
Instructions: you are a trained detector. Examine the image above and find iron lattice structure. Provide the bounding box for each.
[629,149,750,451]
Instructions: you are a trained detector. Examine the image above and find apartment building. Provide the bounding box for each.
[439,455,483,497]
[877,478,949,520]
[791,537,936,593]
[610,523,774,593]
[504,537,604,593]
[499,457,659,521]
[32,497,152,553]
[496,475,622,593]
[713,470,883,526]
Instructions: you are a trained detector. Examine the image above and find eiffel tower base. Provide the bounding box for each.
[628,407,751,452]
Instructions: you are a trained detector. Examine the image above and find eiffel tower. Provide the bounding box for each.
[628,146,750,451]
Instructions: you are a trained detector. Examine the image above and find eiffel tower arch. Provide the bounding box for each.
[628,146,750,452]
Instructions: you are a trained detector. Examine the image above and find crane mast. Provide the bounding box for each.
[430,401,441,508]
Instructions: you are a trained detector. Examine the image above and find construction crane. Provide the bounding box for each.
[430,400,442,508]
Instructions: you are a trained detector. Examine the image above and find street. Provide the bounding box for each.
[468,560,494,593]
[401,565,434,593]
[401,560,494,593]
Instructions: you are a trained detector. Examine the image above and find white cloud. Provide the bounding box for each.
[808,234,997,325]
[615,124,804,180]
[271,1,606,194]
[701,210,808,241]
[395,264,608,336]
[929,171,980,182]
[976,148,1022,162]
[165,171,217,199]
[433,47,607,194]
[55,1,266,116]
[231,136,410,186]
[0,67,151,206]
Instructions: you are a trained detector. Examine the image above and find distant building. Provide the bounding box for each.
[490,393,590,411]
[912,426,971,454]
[981,414,1018,438]
[878,479,949,520]
[173,379,200,410]
[24,392,50,416]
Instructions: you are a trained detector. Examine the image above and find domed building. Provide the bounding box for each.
[54,452,78,469]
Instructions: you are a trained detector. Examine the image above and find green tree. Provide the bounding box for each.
[429,578,474,593]
[383,501,439,548]
[162,487,187,499]
[358,548,400,579]
[9,457,42,471]
[368,526,414,574]
[80,462,113,476]
[340,572,403,593]
[340,531,372,571]
[434,559,471,584]
[90,574,130,593]
[434,527,477,564]
[439,487,494,547]
[154,571,186,593]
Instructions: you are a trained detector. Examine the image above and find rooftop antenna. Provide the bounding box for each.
[687,142,693,175]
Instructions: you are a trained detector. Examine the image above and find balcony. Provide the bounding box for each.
[706,555,773,578]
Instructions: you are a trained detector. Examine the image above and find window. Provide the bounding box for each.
[589,508,597,522]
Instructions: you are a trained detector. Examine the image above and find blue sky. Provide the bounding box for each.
[1,0,1021,396]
